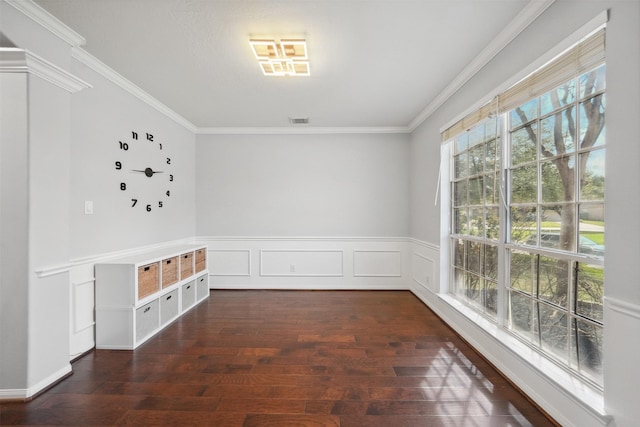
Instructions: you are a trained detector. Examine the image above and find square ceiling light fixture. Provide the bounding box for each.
[249,39,310,76]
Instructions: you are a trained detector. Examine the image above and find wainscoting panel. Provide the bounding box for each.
[72,279,95,334]
[412,252,435,292]
[603,297,640,425]
[198,237,410,290]
[69,262,98,359]
[353,250,402,277]
[260,250,344,277]
[209,250,251,276]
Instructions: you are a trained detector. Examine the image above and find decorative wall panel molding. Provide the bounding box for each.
[209,250,251,276]
[353,250,402,277]
[72,279,95,334]
[412,252,435,292]
[199,236,410,290]
[260,250,344,277]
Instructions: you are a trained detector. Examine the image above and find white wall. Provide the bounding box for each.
[195,132,411,290]
[409,1,640,426]
[196,133,409,237]
[0,72,30,391]
[62,56,198,358]
[0,0,198,397]
[68,59,196,258]
[27,71,74,397]
[1,0,78,398]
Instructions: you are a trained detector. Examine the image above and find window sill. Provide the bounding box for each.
[436,293,610,423]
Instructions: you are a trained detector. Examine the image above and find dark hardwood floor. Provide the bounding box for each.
[1,290,557,426]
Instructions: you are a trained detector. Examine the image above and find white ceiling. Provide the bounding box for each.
[32,0,535,131]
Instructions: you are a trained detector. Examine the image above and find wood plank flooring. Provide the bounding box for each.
[1,290,557,426]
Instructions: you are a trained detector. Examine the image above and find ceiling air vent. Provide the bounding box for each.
[289,117,309,125]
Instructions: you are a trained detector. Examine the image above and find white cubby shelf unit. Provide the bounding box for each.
[95,244,209,349]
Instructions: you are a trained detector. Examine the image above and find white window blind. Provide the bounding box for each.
[442,28,605,141]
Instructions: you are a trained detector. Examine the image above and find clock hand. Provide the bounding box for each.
[131,168,165,177]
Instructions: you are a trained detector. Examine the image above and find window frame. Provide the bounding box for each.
[444,62,606,389]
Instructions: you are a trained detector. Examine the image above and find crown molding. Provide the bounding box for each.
[198,236,410,243]
[0,48,92,93]
[407,0,555,132]
[196,126,411,135]
[3,0,86,47]
[71,47,197,133]
[438,8,608,135]
[4,0,554,136]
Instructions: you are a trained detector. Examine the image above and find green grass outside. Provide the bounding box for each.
[582,231,604,245]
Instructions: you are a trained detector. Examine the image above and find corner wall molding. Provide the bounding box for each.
[70,47,197,133]
[197,236,411,243]
[605,296,640,320]
[407,237,440,252]
[0,48,92,93]
[408,0,556,132]
[4,0,86,47]
[438,8,608,135]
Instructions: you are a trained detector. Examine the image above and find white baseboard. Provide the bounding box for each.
[0,364,72,400]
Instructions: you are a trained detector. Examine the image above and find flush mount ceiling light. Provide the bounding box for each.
[249,39,310,76]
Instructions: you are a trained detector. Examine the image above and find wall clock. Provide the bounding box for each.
[115,131,173,212]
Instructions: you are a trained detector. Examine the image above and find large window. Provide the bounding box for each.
[451,119,500,319]
[446,29,605,387]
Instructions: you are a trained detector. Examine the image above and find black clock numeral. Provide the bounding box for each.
[119,141,129,151]
[146,133,154,141]
[159,201,163,208]
[166,157,171,165]
[169,174,174,182]
[131,131,138,140]
[131,198,137,207]
[166,190,171,197]
[146,204,152,212]
[159,143,163,150]
[120,182,127,191]
[115,161,122,170]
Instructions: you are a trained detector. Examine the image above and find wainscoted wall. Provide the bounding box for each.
[33,239,196,360]
[48,235,640,426]
[199,237,411,290]
[61,237,439,359]
[69,264,96,359]
[603,297,640,427]
[58,237,412,359]
[410,242,439,294]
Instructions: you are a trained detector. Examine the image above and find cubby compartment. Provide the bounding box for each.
[181,280,196,311]
[160,289,179,325]
[180,252,194,279]
[195,248,207,273]
[161,256,179,288]
[136,299,159,343]
[95,244,208,349]
[196,273,209,301]
[137,262,159,299]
